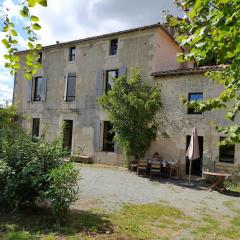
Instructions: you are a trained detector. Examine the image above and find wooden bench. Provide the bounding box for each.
[71,155,93,164]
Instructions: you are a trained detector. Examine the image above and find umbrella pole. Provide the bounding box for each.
[188,160,192,183]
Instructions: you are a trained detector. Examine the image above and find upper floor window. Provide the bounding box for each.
[33,77,43,101]
[103,121,115,152]
[109,39,118,55]
[219,137,235,164]
[38,52,42,64]
[32,118,40,138]
[106,70,118,92]
[188,92,203,114]
[69,47,76,61]
[65,73,76,101]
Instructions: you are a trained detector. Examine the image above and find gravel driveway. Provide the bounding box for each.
[73,164,240,217]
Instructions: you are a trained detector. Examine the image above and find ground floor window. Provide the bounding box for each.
[32,118,40,138]
[103,121,115,152]
[219,137,235,163]
[63,120,73,154]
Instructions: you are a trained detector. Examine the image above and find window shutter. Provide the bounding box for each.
[96,69,104,97]
[94,119,100,152]
[27,79,32,102]
[64,74,68,101]
[119,66,127,77]
[67,73,76,100]
[41,77,47,101]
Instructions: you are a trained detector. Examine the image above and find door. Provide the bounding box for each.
[63,120,73,154]
[186,135,203,176]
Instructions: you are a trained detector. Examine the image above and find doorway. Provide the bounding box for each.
[186,135,203,176]
[63,120,73,154]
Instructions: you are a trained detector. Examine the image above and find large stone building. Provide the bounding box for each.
[13,23,240,179]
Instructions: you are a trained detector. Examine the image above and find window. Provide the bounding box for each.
[103,121,115,152]
[109,39,118,55]
[38,52,42,64]
[65,73,76,101]
[69,47,76,61]
[219,137,235,163]
[33,77,43,101]
[188,92,203,114]
[32,118,40,137]
[63,120,73,154]
[106,70,118,92]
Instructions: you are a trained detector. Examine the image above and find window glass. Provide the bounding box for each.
[33,77,43,101]
[106,70,118,92]
[38,52,42,64]
[32,118,40,137]
[109,39,118,55]
[188,92,203,114]
[66,73,76,101]
[103,121,115,152]
[69,47,76,61]
[219,137,235,163]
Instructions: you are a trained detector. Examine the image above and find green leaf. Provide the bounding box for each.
[27,42,34,49]
[13,63,20,69]
[3,55,10,60]
[24,72,32,80]
[20,6,29,17]
[28,0,38,7]
[11,29,18,37]
[32,23,41,30]
[2,39,10,48]
[30,15,39,22]
[3,25,9,32]
[38,0,48,7]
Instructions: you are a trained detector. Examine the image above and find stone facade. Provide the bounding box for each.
[13,23,239,179]
[13,24,183,166]
[151,73,240,180]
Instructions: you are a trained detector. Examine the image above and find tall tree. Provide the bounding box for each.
[0,0,47,79]
[98,67,161,164]
[168,0,240,144]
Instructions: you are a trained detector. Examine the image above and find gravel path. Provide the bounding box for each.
[74,164,240,217]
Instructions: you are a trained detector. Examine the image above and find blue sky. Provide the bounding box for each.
[0,0,183,105]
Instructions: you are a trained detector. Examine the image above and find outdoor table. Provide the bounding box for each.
[203,171,231,192]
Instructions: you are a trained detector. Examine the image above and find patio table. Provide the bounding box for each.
[203,171,231,192]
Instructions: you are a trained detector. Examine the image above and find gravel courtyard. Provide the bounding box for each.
[74,164,240,218]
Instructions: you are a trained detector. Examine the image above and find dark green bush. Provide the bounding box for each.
[46,162,79,218]
[0,125,79,217]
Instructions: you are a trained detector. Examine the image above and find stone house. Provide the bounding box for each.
[13,23,240,178]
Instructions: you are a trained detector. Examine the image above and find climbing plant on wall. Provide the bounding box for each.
[98,67,162,165]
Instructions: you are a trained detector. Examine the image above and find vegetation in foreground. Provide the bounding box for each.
[0,201,240,240]
[0,106,79,219]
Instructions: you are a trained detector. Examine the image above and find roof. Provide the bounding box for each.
[151,65,225,77]
[17,23,181,54]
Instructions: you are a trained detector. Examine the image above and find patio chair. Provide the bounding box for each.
[169,160,180,179]
[150,161,161,180]
[137,159,148,176]
[130,160,138,172]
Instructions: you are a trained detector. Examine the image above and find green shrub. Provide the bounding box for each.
[0,125,79,217]
[46,162,79,218]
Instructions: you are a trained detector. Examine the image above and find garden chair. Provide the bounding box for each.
[150,161,161,180]
[130,160,138,172]
[137,159,148,176]
[169,160,180,179]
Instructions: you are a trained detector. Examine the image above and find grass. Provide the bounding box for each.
[1,201,240,240]
[223,181,240,193]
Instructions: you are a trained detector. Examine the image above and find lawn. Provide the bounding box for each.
[1,200,240,240]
